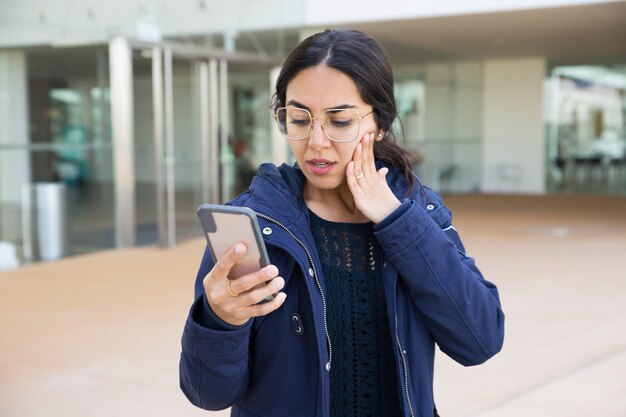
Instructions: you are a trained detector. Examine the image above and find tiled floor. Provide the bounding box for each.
[1,194,625,417]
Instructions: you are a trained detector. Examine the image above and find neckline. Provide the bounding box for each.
[308,209,373,229]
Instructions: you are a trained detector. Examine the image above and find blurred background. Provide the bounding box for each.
[0,1,625,416]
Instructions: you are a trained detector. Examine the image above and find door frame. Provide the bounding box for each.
[110,37,281,248]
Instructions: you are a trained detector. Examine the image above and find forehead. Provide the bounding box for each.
[286,65,365,109]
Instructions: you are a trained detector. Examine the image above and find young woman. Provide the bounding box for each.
[180,28,505,417]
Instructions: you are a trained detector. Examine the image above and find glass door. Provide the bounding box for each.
[170,56,205,242]
[227,65,274,198]
[129,46,211,246]
[131,48,159,245]
[0,46,116,265]
[128,41,279,247]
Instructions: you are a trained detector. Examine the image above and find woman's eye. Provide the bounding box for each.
[289,118,310,126]
[330,119,352,128]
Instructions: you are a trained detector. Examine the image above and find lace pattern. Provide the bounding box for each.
[309,211,401,417]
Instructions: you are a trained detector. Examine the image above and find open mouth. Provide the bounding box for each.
[307,159,335,175]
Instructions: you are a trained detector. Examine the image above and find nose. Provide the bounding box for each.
[308,117,331,150]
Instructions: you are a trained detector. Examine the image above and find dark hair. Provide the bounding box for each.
[272,28,418,190]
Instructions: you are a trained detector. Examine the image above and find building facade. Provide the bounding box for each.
[1,0,625,267]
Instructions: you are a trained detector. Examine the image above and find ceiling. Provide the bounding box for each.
[336,1,626,65]
[228,1,626,67]
[22,1,626,81]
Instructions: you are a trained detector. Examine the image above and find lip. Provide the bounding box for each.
[307,159,335,175]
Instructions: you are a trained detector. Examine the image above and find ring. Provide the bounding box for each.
[227,280,239,297]
[355,173,364,180]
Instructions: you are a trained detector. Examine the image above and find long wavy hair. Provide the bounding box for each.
[272,28,418,190]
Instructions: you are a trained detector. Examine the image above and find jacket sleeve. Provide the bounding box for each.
[179,245,252,410]
[374,198,505,366]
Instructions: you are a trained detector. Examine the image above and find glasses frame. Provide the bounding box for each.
[274,106,375,143]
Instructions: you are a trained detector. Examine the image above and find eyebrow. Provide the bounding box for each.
[286,99,358,111]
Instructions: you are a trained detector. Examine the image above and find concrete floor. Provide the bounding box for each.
[1,194,625,417]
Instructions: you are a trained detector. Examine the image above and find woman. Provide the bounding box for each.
[180,28,504,417]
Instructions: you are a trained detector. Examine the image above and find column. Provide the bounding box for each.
[0,50,31,241]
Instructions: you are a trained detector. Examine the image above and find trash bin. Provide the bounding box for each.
[21,182,67,262]
[0,241,19,271]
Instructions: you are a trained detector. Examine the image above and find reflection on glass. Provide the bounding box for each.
[548,65,626,195]
[0,46,115,267]
[231,69,272,197]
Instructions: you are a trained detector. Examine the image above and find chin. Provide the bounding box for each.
[305,175,346,191]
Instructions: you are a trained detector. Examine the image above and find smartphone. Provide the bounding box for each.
[197,204,271,282]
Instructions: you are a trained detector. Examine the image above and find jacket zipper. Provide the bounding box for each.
[395,313,415,417]
[255,211,333,372]
[383,250,415,417]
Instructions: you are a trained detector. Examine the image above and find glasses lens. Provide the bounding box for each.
[276,108,311,140]
[323,109,359,142]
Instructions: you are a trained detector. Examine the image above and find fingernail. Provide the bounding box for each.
[234,244,245,254]
[267,265,278,277]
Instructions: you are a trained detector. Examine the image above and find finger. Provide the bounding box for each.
[238,276,285,306]
[346,161,361,191]
[228,264,279,295]
[368,132,377,174]
[245,292,287,318]
[360,133,371,174]
[352,142,363,178]
[378,167,389,181]
[210,242,247,282]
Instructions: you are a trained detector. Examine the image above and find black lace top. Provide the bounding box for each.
[309,210,402,417]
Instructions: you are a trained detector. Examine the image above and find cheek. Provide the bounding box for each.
[288,142,307,160]
[362,120,379,136]
[337,143,359,164]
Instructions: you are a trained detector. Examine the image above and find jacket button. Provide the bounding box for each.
[426,204,435,211]
[308,268,314,277]
[262,227,272,235]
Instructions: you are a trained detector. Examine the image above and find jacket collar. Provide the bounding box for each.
[235,161,413,222]
[234,163,306,227]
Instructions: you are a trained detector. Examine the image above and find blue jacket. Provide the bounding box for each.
[180,162,505,417]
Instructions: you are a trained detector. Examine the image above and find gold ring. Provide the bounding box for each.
[355,173,364,179]
[227,280,239,297]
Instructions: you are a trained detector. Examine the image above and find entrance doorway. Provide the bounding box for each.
[122,40,281,247]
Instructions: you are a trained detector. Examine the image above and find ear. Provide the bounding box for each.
[376,131,385,141]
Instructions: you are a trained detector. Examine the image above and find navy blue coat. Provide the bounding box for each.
[180,162,505,417]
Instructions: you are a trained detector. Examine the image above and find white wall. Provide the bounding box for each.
[482,58,546,194]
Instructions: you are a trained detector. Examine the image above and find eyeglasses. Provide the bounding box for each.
[274,106,374,143]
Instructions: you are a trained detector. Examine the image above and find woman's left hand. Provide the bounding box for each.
[346,132,401,224]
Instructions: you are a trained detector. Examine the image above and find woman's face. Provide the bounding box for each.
[285,65,379,195]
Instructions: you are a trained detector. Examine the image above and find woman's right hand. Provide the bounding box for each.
[203,242,287,326]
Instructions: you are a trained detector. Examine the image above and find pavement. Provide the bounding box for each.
[1,194,625,417]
